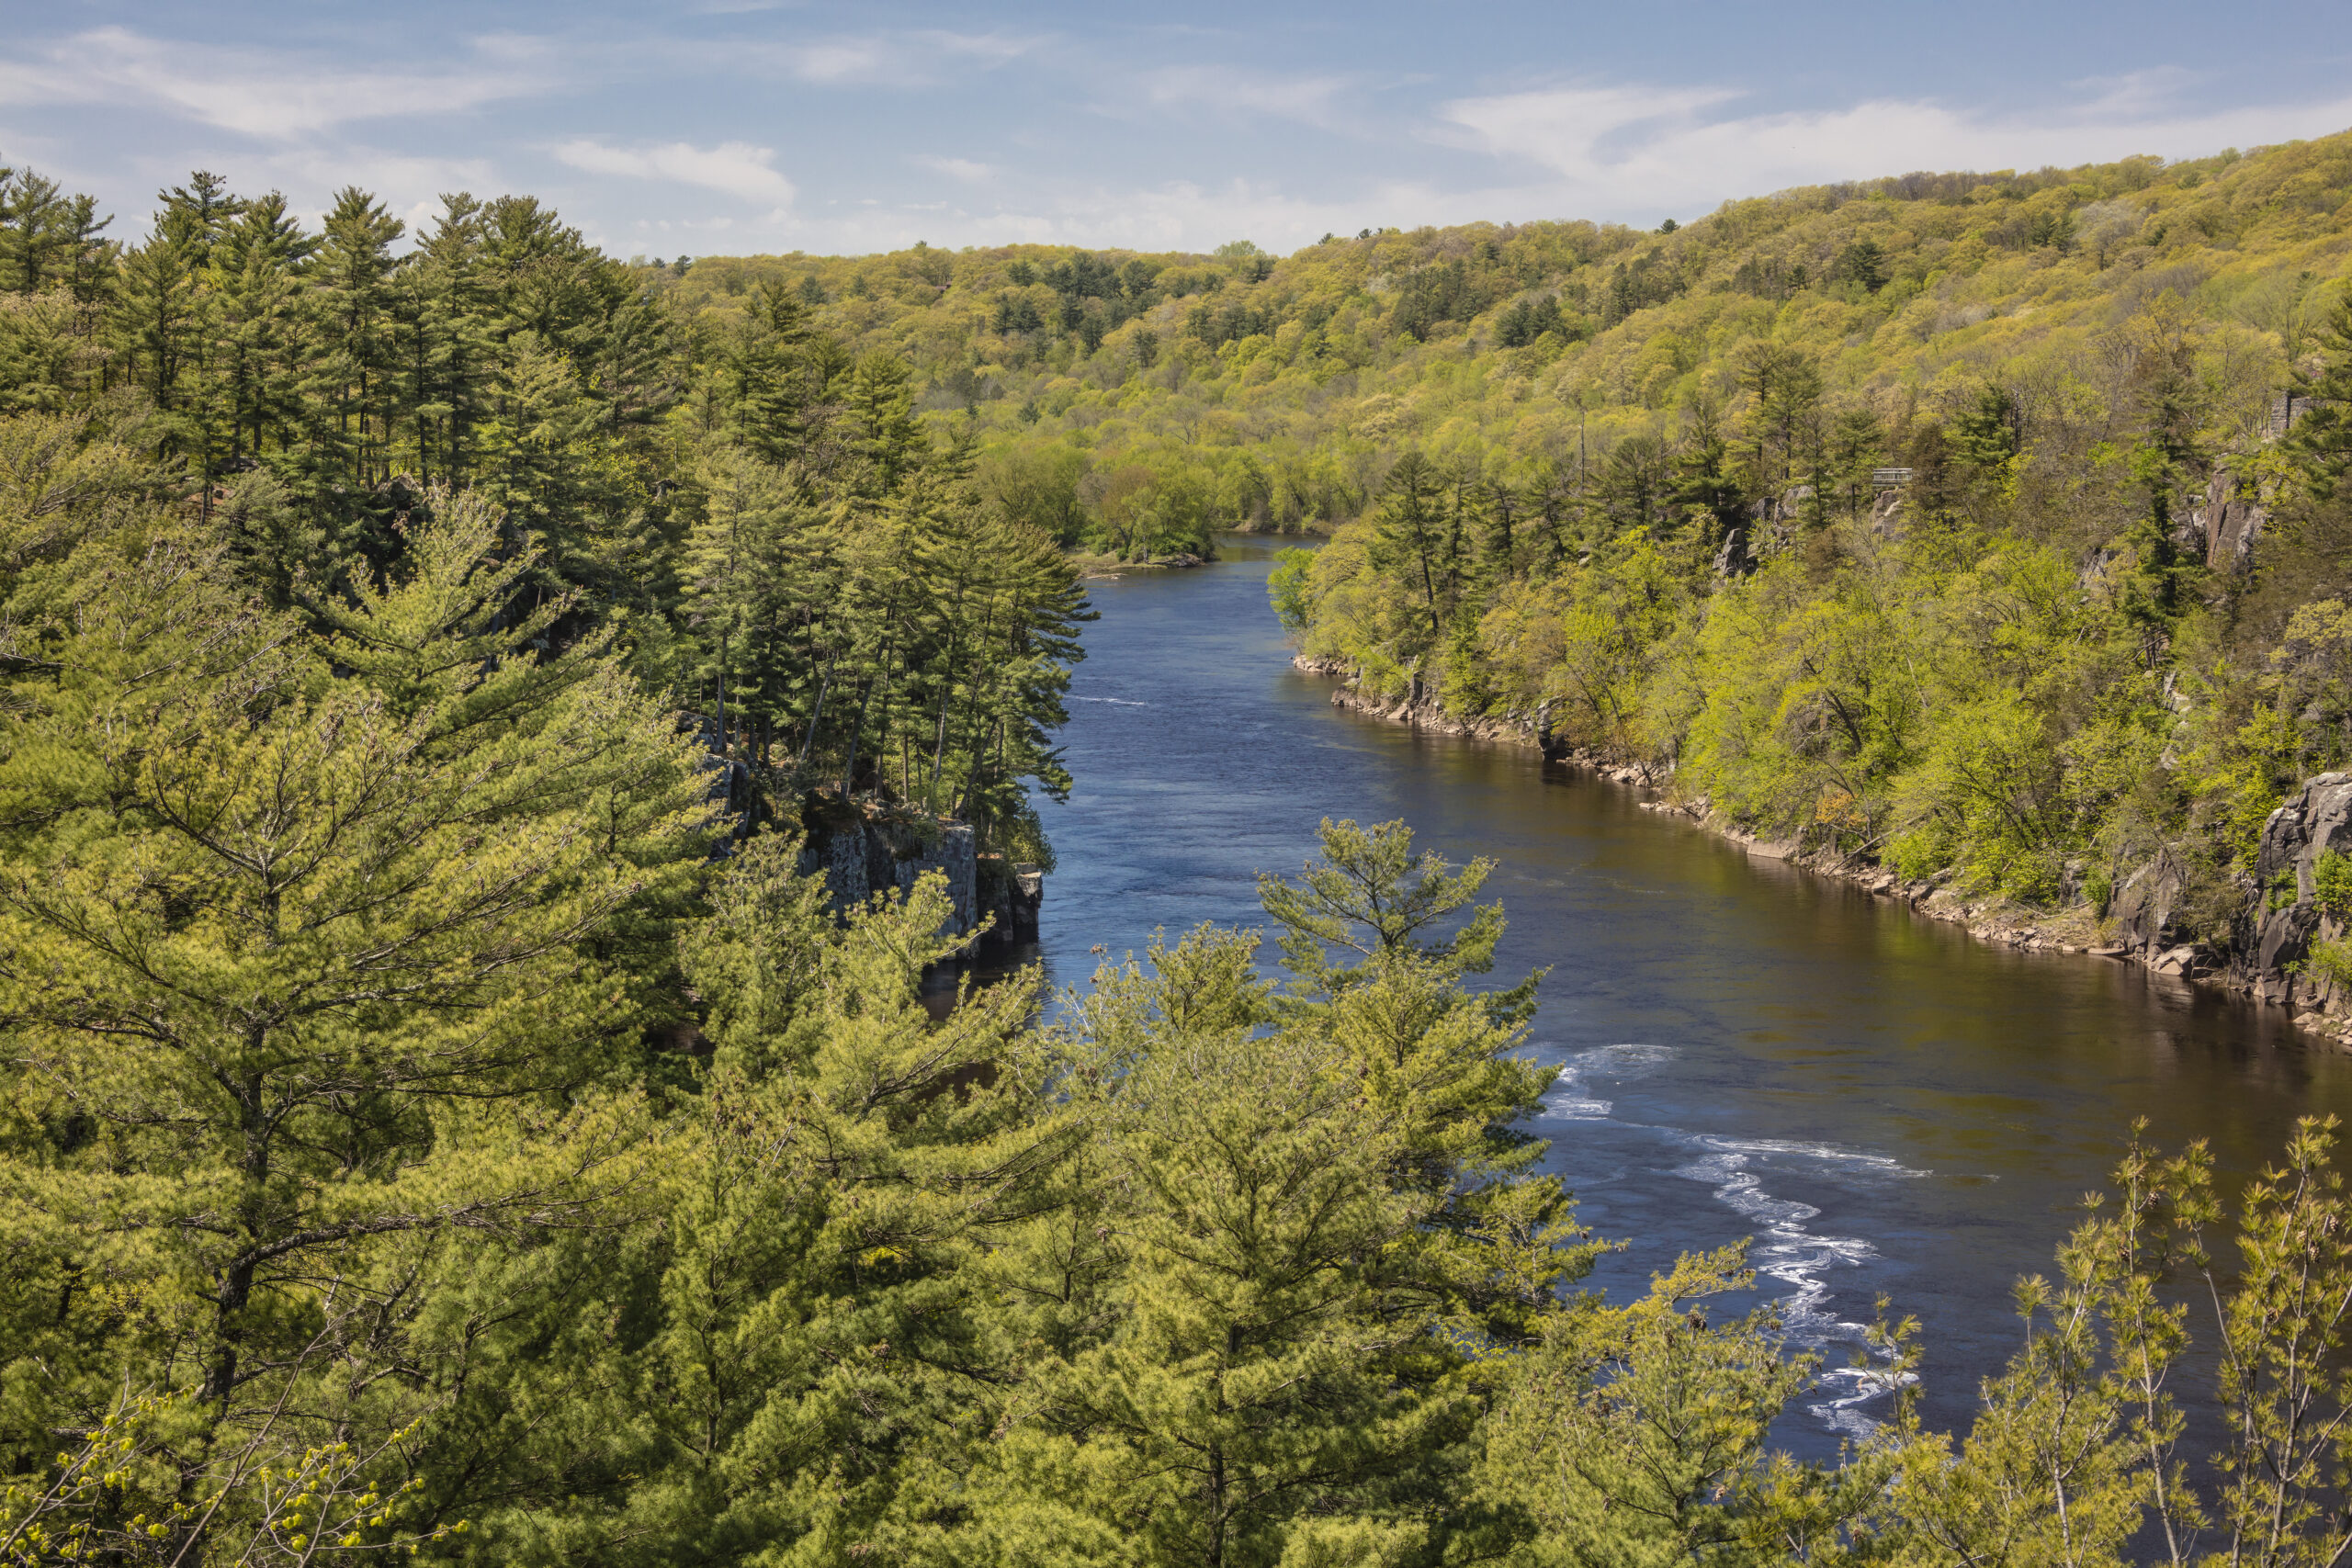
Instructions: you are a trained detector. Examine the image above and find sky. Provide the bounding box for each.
[3,0,2350,259]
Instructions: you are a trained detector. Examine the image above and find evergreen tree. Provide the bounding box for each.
[1673,397,1747,553]
[1371,451,1447,640]
[841,350,927,495]
[2290,283,2352,500]
[304,186,404,489]
[207,192,313,477]
[0,491,707,1452]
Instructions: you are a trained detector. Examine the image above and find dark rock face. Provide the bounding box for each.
[799,815,981,938]
[2238,773,2352,1010]
[1712,525,1752,578]
[2111,849,2189,961]
[2190,468,2268,573]
[989,864,1045,941]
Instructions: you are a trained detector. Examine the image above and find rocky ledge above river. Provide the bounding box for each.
[796,801,1042,948]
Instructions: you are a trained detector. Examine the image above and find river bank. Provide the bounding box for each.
[1297,652,2352,1048]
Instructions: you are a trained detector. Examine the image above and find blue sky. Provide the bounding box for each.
[4,1,2350,257]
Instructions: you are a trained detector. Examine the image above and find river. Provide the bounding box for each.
[1007,534,2352,1458]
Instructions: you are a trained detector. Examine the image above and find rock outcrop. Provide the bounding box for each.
[1300,655,1657,783]
[798,808,982,940]
[2235,773,2352,1014]
[2188,468,2269,574]
[1712,525,1753,578]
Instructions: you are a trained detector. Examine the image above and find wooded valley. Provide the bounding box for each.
[8,132,2352,1567]
[650,130,2352,974]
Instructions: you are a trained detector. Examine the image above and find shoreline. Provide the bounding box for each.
[1295,653,2350,1048]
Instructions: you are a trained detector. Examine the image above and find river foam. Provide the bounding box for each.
[1544,1043,1924,1436]
[1544,1041,1677,1120]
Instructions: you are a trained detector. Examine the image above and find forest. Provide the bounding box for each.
[0,170,1085,881]
[10,136,2352,1566]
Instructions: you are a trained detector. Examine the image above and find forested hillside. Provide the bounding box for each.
[650,131,2352,954]
[650,133,2346,559]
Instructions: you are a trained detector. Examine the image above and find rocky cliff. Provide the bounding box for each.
[799,808,979,935]
[2188,466,2271,574]
[796,805,1041,946]
[687,710,1038,948]
[2090,774,2352,1032]
[2235,774,2352,1019]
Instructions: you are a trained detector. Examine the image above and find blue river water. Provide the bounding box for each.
[997,534,2352,1458]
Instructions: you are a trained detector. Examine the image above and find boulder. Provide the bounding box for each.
[1713,525,1753,578]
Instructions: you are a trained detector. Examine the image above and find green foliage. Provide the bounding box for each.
[2316,850,2352,918]
[17,135,2352,1568]
[0,165,1095,870]
[1474,1246,1849,1568]
[1268,544,1316,631]
[1253,135,2352,913]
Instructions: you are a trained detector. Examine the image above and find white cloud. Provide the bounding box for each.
[787,40,899,84]
[1435,84,1741,178]
[551,138,796,206]
[729,67,2352,257]
[1436,78,2352,220]
[916,155,997,183]
[0,26,537,140]
[718,28,1041,88]
[1133,65,1356,130]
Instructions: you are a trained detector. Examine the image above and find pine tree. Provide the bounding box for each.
[0,489,707,1436]
[304,186,403,489]
[723,279,818,467]
[207,192,314,475]
[683,446,825,757]
[475,849,1062,1567]
[396,193,498,491]
[841,350,926,495]
[1371,450,1447,641]
[948,824,1583,1564]
[2290,283,2352,500]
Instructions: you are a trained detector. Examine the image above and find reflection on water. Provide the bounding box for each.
[995,535,2352,1459]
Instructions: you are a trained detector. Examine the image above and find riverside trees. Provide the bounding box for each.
[1282,240,2352,934]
